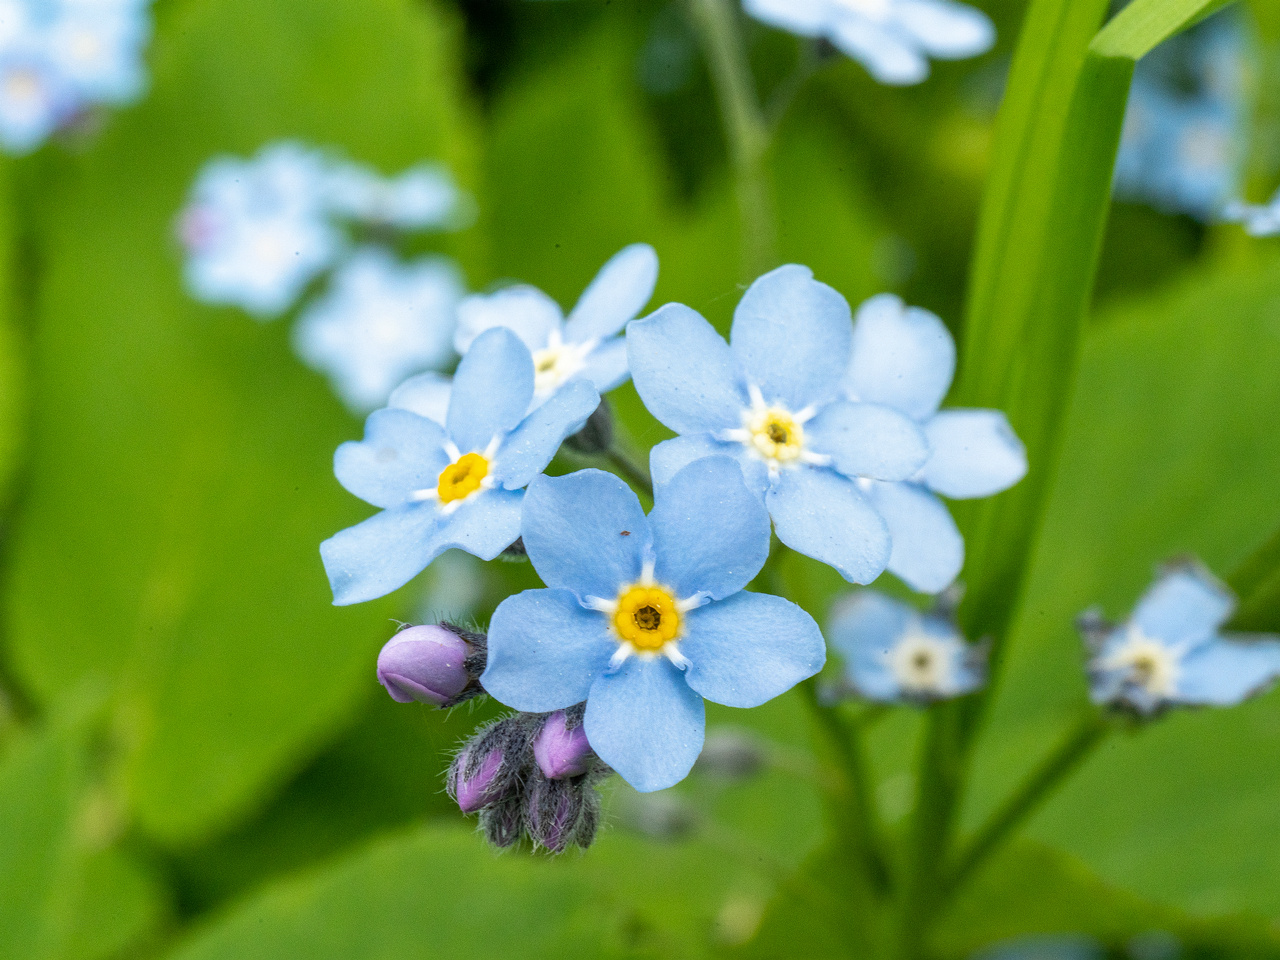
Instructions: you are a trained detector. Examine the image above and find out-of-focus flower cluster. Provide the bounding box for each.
[0,0,153,153]
[178,141,471,412]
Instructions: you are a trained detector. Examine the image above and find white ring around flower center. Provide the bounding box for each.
[531,330,597,395]
[885,628,957,695]
[1101,626,1181,698]
[721,385,830,475]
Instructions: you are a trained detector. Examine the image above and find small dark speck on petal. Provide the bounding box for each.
[620,530,630,536]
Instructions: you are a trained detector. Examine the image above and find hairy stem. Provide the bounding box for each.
[942,711,1109,902]
[685,0,777,279]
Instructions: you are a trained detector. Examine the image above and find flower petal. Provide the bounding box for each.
[895,0,995,58]
[493,380,600,489]
[446,327,536,454]
[521,470,651,602]
[649,457,772,600]
[867,481,963,594]
[845,293,955,420]
[829,18,929,85]
[453,285,562,355]
[806,400,929,481]
[1176,636,1280,706]
[730,264,852,411]
[564,243,659,343]
[922,410,1027,499]
[321,490,523,606]
[334,408,450,509]
[766,467,891,585]
[584,656,705,792]
[651,435,771,499]
[580,337,630,394]
[828,591,914,700]
[388,371,452,425]
[1132,565,1235,649]
[681,592,825,708]
[627,303,747,435]
[482,588,617,712]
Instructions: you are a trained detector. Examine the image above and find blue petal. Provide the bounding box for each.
[766,467,891,585]
[580,337,631,394]
[896,0,995,58]
[830,19,929,85]
[867,482,963,594]
[493,380,600,489]
[482,588,617,712]
[334,408,450,509]
[321,490,523,605]
[584,656,705,792]
[1132,565,1235,649]
[828,591,914,701]
[681,592,826,708]
[649,457,772,600]
[454,285,561,355]
[651,435,770,499]
[388,371,452,425]
[730,265,852,411]
[627,304,747,435]
[521,470,651,602]
[564,244,659,343]
[845,293,955,420]
[806,400,929,481]
[922,410,1027,499]
[446,328,536,453]
[1176,636,1280,706]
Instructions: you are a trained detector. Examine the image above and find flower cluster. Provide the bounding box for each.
[743,0,995,86]
[178,141,469,411]
[0,0,152,154]
[1114,9,1250,222]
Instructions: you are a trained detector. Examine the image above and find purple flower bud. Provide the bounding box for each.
[450,746,505,814]
[482,795,525,848]
[376,625,469,706]
[526,777,583,853]
[532,710,594,779]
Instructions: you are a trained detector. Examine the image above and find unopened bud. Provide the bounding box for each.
[525,776,583,853]
[533,710,594,779]
[695,728,766,781]
[376,625,470,706]
[449,744,506,813]
[481,795,524,848]
[563,399,613,454]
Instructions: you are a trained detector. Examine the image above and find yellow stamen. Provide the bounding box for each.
[436,452,489,504]
[748,408,804,463]
[612,585,681,651]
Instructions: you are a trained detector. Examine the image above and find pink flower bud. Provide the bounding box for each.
[376,625,470,706]
[532,711,593,779]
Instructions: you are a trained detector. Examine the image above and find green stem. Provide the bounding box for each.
[685,0,777,279]
[603,447,653,501]
[800,680,892,897]
[942,711,1109,903]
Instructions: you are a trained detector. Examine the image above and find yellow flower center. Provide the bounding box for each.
[436,452,489,504]
[748,408,804,463]
[612,585,681,651]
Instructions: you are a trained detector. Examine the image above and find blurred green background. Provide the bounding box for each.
[3,0,1280,957]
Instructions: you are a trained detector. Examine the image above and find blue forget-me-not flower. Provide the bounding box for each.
[323,159,466,231]
[481,458,826,792]
[1081,561,1280,715]
[321,327,599,605]
[828,589,983,702]
[0,0,152,154]
[180,142,343,318]
[1225,187,1280,237]
[293,246,464,412]
[843,293,1026,593]
[628,265,933,586]
[743,0,994,86]
[455,244,658,408]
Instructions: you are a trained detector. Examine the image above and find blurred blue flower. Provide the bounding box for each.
[293,246,464,412]
[843,293,1026,593]
[1082,562,1280,715]
[481,459,825,792]
[387,369,453,426]
[1114,10,1250,221]
[322,327,599,605]
[0,0,152,154]
[743,0,994,86]
[629,265,931,585]
[1224,187,1280,236]
[323,160,467,231]
[828,589,983,701]
[455,244,657,407]
[180,142,343,318]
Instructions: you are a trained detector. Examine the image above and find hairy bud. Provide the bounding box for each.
[533,709,594,780]
[376,622,487,707]
[563,399,614,455]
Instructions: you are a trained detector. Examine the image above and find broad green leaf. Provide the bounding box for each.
[2,0,479,843]
[966,257,1280,915]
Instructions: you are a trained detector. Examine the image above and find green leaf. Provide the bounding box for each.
[966,257,1280,916]
[0,157,22,510]
[2,0,478,843]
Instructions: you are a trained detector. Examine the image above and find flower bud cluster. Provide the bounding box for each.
[447,705,610,853]
[376,622,487,708]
